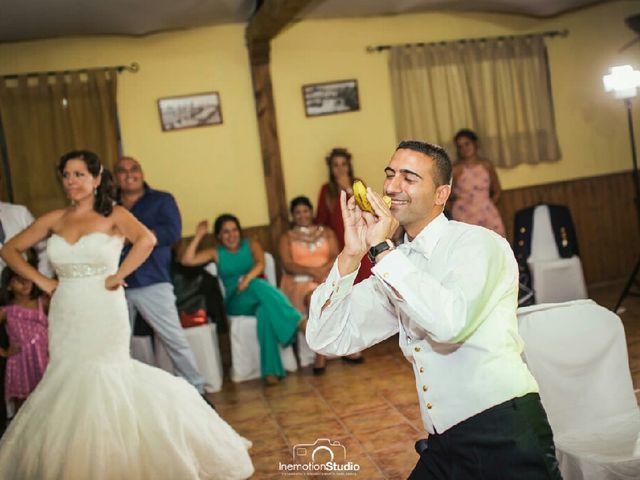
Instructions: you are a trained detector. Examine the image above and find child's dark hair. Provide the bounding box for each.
[0,266,41,305]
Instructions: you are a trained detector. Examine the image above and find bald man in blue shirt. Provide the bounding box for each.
[115,157,206,398]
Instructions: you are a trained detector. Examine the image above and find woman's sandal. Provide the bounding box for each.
[312,355,327,376]
[264,375,280,386]
[341,354,365,365]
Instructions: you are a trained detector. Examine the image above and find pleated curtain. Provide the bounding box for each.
[0,69,118,215]
[389,35,561,168]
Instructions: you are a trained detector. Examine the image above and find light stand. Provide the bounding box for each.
[603,66,640,312]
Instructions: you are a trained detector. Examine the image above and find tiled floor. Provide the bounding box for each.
[209,282,640,479]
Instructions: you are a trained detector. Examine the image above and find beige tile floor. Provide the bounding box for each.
[208,281,640,479]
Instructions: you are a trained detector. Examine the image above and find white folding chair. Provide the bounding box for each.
[207,252,298,382]
[130,335,156,366]
[517,299,640,479]
[154,322,224,393]
[527,205,588,304]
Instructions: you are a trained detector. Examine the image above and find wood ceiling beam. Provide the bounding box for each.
[245,0,318,253]
[247,0,317,45]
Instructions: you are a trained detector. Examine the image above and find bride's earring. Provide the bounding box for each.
[94,188,98,196]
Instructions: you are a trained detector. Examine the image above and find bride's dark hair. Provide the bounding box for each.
[58,150,116,216]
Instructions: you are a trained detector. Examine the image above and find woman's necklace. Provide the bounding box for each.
[292,225,325,252]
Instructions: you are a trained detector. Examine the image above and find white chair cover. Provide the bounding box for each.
[130,335,156,366]
[296,331,316,367]
[208,252,302,382]
[518,299,640,479]
[228,314,298,382]
[527,205,587,303]
[154,323,224,393]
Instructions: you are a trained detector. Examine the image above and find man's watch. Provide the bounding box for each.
[367,239,395,264]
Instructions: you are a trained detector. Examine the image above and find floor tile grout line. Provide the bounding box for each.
[377,391,424,436]
[300,371,391,480]
[258,382,295,473]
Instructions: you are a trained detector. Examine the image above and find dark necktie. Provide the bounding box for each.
[0,219,5,244]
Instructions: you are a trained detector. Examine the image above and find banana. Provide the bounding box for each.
[353,180,373,213]
[352,180,392,213]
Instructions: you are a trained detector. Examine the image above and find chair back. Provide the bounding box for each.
[529,205,560,261]
[517,299,637,435]
[264,252,277,286]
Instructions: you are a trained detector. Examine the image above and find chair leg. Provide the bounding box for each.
[291,334,302,369]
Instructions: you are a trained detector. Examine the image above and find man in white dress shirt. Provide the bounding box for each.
[0,201,52,277]
[306,140,562,479]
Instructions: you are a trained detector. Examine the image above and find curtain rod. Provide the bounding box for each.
[1,62,139,80]
[366,29,569,52]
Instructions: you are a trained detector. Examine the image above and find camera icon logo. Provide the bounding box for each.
[293,438,347,464]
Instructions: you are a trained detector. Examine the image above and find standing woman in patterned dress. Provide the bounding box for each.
[449,129,506,236]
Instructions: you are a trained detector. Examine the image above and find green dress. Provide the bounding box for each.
[217,239,301,378]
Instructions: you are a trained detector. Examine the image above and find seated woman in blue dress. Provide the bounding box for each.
[181,214,303,386]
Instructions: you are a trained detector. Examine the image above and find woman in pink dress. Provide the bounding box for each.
[0,266,49,413]
[450,129,506,236]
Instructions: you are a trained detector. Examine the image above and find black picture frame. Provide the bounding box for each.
[157,91,223,131]
[302,79,360,117]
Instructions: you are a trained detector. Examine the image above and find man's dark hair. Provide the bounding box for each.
[396,140,452,186]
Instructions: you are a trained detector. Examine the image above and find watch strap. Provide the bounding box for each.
[367,239,395,263]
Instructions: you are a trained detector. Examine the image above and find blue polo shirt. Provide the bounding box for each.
[120,185,182,288]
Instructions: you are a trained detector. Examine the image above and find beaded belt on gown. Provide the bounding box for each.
[56,263,108,278]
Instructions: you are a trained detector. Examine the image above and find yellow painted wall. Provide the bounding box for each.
[0,25,269,233]
[0,1,639,231]
[272,0,640,205]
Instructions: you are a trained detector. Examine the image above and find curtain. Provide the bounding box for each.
[389,36,560,168]
[0,69,118,216]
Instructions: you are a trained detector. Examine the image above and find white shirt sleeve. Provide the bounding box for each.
[371,231,515,344]
[306,260,399,356]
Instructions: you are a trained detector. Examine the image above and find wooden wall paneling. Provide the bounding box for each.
[177,173,637,288]
[498,171,639,286]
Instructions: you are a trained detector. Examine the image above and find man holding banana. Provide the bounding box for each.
[305,140,562,479]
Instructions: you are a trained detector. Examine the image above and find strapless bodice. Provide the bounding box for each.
[47,232,124,279]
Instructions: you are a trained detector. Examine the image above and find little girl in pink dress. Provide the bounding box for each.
[0,267,49,412]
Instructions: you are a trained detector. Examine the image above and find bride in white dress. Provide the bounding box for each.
[0,150,254,480]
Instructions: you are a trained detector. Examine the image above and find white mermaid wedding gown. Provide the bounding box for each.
[0,232,254,480]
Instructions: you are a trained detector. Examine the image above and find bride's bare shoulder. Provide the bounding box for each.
[38,209,67,226]
[37,208,68,234]
[109,205,134,221]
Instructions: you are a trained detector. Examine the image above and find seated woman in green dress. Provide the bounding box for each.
[181,214,303,386]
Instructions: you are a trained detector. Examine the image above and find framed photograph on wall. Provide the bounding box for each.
[302,79,360,117]
[157,92,223,131]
